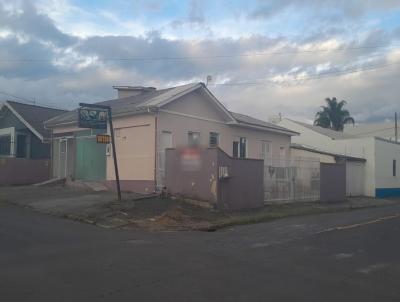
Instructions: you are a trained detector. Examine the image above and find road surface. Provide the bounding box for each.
[1,203,400,301]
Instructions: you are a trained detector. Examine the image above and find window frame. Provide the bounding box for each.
[0,134,12,156]
[233,137,247,158]
[209,132,219,148]
[260,140,271,160]
[188,131,201,146]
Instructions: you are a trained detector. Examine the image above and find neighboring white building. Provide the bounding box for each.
[278,118,400,198]
[344,122,398,141]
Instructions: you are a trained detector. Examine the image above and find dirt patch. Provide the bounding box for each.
[129,206,213,231]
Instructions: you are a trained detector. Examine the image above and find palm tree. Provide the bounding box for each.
[314,97,355,131]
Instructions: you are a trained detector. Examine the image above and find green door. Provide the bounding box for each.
[75,131,106,181]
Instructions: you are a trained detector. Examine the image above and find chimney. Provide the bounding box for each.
[113,86,156,98]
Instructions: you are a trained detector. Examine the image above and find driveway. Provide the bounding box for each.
[1,202,400,301]
[0,185,119,217]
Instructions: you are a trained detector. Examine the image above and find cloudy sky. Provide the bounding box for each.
[1,0,400,122]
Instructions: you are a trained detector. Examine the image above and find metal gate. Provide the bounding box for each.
[264,158,320,202]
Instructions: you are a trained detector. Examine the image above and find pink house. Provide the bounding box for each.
[45,82,297,193]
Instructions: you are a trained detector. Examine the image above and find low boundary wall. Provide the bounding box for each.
[0,158,51,185]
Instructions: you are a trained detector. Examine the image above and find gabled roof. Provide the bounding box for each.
[0,101,67,141]
[45,83,212,127]
[291,143,366,162]
[45,82,296,136]
[286,119,356,139]
[230,112,299,135]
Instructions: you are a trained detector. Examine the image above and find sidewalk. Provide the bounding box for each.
[1,185,399,231]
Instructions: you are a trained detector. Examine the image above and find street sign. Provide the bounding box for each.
[79,103,121,201]
[78,108,107,129]
[96,134,111,144]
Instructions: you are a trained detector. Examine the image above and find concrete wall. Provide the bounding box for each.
[0,158,50,185]
[332,137,375,197]
[165,148,264,210]
[320,163,346,202]
[374,138,400,197]
[346,161,365,196]
[291,148,336,163]
[165,148,219,205]
[217,150,264,210]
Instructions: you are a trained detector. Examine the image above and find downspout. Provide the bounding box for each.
[44,122,53,178]
[153,107,158,193]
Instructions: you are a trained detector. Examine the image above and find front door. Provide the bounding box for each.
[157,131,172,188]
[75,135,106,181]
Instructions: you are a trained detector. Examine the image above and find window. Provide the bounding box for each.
[16,135,27,158]
[0,135,11,156]
[233,137,247,158]
[393,159,397,177]
[240,137,247,158]
[188,131,200,146]
[233,141,239,157]
[260,141,270,160]
[279,146,286,159]
[209,132,219,147]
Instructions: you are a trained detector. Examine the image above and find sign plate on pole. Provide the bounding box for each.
[78,103,122,201]
[78,108,107,129]
[96,134,111,144]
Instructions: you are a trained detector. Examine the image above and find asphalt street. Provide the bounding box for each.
[1,203,400,302]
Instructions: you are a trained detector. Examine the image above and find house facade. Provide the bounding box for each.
[278,118,400,198]
[0,101,67,185]
[45,83,297,193]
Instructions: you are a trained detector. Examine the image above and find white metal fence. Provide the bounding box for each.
[264,157,320,203]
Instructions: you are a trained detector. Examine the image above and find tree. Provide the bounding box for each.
[314,97,355,131]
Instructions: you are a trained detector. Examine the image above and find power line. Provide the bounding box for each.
[0,43,399,63]
[213,61,400,87]
[0,91,35,103]
[346,126,395,136]
[0,90,67,110]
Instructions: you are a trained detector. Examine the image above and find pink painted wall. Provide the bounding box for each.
[0,158,50,185]
[157,90,292,160]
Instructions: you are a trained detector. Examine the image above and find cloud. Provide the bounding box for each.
[0,0,76,46]
[188,0,205,24]
[0,0,400,123]
[249,0,400,20]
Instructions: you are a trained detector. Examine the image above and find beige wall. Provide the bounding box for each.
[291,148,335,163]
[106,114,156,182]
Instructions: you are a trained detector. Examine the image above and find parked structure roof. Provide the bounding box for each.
[0,101,67,141]
[287,119,356,139]
[291,143,366,162]
[230,112,298,134]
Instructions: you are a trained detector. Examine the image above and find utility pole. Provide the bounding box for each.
[395,112,398,143]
